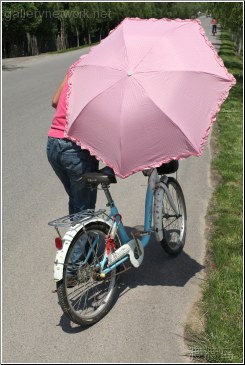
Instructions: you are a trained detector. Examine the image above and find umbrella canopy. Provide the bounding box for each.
[65,17,236,178]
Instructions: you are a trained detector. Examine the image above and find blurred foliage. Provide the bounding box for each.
[203,2,243,47]
[2,1,202,57]
[2,2,243,57]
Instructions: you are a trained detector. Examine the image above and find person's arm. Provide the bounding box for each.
[51,75,67,109]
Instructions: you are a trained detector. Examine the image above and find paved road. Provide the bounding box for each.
[2,16,219,363]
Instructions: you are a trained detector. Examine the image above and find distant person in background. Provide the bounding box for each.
[211,17,218,35]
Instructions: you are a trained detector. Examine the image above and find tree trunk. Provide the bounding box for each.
[56,34,61,51]
[99,26,102,42]
[76,27,79,47]
[59,18,66,50]
[236,35,242,55]
[3,38,7,58]
[238,37,242,55]
[32,35,38,55]
[88,30,91,45]
[27,32,39,56]
[27,32,31,56]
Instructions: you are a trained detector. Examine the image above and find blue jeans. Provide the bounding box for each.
[47,137,99,215]
[66,234,95,277]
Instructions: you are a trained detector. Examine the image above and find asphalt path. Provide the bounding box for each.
[2,16,219,363]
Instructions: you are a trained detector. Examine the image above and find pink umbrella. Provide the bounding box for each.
[65,17,236,178]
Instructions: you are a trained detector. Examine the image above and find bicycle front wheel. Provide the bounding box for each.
[57,222,119,326]
[161,177,187,255]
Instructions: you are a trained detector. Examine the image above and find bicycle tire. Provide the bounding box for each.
[57,221,120,326]
[160,177,187,255]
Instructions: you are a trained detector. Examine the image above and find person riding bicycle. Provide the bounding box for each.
[211,17,218,35]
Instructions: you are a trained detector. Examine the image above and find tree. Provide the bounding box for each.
[209,2,243,54]
[2,2,41,56]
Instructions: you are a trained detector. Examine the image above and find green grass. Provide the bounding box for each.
[186,31,243,363]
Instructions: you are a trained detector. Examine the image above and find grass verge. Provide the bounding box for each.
[185,31,243,363]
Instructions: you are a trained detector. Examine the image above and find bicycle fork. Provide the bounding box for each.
[160,176,179,215]
[154,176,179,242]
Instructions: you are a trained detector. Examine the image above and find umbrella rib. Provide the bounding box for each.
[122,20,130,68]
[132,77,198,152]
[134,69,231,81]
[118,80,127,172]
[71,75,126,124]
[132,23,189,72]
[79,64,124,72]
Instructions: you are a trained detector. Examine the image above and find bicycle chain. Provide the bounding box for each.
[114,263,133,278]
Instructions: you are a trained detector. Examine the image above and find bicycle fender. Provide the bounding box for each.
[153,185,165,242]
[53,218,111,282]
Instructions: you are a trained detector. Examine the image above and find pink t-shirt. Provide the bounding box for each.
[48,56,86,138]
[48,78,68,138]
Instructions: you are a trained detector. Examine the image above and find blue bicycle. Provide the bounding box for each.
[49,161,187,326]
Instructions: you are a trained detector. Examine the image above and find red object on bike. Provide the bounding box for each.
[106,237,116,254]
[55,237,63,250]
[112,214,122,222]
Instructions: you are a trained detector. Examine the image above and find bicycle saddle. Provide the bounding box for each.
[81,166,117,185]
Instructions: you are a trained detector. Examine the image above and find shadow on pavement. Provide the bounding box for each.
[117,226,204,291]
[212,42,221,48]
[2,64,26,71]
[58,316,89,333]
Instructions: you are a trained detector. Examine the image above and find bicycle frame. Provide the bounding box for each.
[51,168,180,280]
[111,169,159,244]
[99,169,160,275]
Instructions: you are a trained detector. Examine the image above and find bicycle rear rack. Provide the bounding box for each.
[48,209,107,228]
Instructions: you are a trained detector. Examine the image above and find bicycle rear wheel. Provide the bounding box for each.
[161,177,187,255]
[57,222,119,326]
